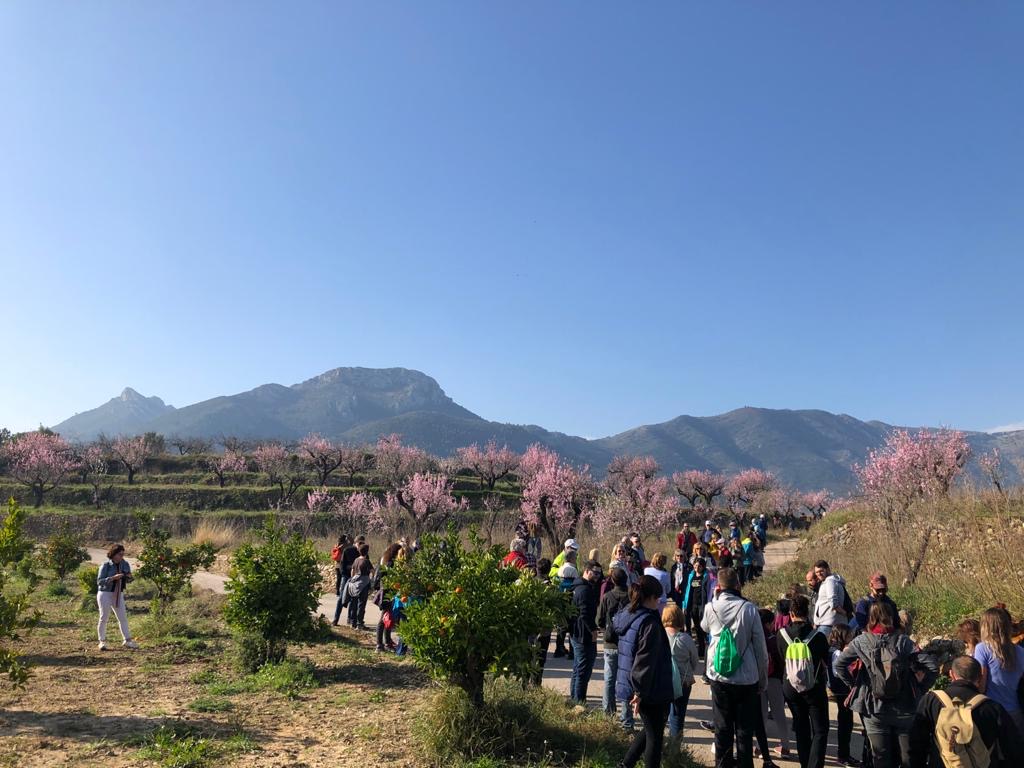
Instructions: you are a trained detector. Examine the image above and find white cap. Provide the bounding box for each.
[564,538,579,551]
[704,520,712,525]
[557,563,579,580]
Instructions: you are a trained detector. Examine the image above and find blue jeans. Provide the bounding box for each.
[668,683,693,738]
[570,638,597,703]
[603,648,636,728]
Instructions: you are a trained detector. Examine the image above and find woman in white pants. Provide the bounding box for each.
[96,544,139,650]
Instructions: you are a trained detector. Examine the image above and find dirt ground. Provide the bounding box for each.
[0,585,427,768]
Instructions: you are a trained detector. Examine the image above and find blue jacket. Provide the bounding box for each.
[613,607,673,704]
[97,559,132,593]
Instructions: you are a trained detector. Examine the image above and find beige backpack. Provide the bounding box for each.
[933,690,993,768]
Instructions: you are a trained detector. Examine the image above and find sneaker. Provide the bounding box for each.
[837,759,861,767]
[699,720,715,732]
[375,644,386,653]
[98,642,108,651]
[123,640,139,649]
[774,747,792,760]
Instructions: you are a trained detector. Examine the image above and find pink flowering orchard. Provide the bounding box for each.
[593,456,678,539]
[672,469,726,511]
[455,441,519,491]
[253,443,305,506]
[299,434,344,486]
[373,434,433,489]
[4,431,79,507]
[109,435,152,485]
[519,444,596,551]
[725,468,778,511]
[208,450,247,488]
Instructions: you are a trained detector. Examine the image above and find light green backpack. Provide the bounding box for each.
[711,605,745,677]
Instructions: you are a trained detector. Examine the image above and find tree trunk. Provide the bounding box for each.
[904,526,933,587]
[32,483,43,507]
[127,466,136,485]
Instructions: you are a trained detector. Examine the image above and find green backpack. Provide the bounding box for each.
[711,604,746,678]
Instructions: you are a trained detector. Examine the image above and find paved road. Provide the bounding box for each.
[91,537,861,764]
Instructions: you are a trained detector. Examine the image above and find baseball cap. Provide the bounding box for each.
[564,538,580,551]
[869,572,888,590]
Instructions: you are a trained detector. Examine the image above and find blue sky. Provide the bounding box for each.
[2,3,1022,438]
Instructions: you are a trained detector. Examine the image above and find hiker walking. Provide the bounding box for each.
[826,625,861,767]
[613,575,674,768]
[973,607,1024,737]
[835,603,938,768]
[597,567,635,730]
[683,557,714,660]
[663,603,700,745]
[908,655,1022,768]
[701,567,769,768]
[569,560,603,704]
[332,535,362,626]
[854,572,900,633]
[760,608,792,764]
[96,543,139,650]
[811,560,850,632]
[777,594,830,768]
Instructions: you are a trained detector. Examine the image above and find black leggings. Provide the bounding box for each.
[376,618,393,648]
[623,700,670,768]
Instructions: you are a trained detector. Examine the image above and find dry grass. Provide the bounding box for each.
[192,519,246,550]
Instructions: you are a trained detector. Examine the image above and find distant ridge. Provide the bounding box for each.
[49,366,1024,493]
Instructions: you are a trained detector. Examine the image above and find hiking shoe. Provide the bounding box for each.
[123,640,139,649]
[98,642,108,651]
[375,644,386,653]
[699,720,715,732]
[774,747,792,759]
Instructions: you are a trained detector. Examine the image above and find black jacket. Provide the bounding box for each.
[597,586,630,647]
[668,561,690,601]
[571,577,599,644]
[908,680,1022,768]
[339,545,360,578]
[777,621,830,695]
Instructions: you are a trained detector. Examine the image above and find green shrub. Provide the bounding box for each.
[42,521,89,579]
[77,565,99,610]
[0,498,40,687]
[223,517,321,671]
[385,526,571,705]
[135,516,217,615]
[188,696,233,713]
[44,580,70,597]
[136,724,216,768]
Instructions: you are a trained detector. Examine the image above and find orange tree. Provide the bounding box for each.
[383,526,571,706]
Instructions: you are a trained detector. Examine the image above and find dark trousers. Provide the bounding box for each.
[334,568,344,595]
[531,631,551,686]
[784,685,829,768]
[332,576,350,624]
[710,681,760,768]
[836,701,854,760]
[688,613,707,659]
[554,627,568,654]
[347,586,369,627]
[569,638,597,703]
[668,684,693,738]
[623,700,670,768]
[376,618,393,648]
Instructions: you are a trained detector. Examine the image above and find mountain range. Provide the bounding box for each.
[50,366,1024,493]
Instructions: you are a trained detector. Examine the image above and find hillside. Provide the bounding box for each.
[50,366,1024,493]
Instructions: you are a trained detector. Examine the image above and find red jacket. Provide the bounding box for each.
[502,551,527,569]
[676,531,697,553]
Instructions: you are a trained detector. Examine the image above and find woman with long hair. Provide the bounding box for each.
[612,575,673,768]
[975,607,1024,736]
[662,603,699,746]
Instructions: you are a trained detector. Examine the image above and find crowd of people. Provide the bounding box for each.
[93,511,1024,768]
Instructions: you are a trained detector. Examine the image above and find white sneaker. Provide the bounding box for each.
[98,642,108,651]
[123,640,139,649]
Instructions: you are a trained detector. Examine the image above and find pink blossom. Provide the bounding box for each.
[725,469,778,510]
[299,433,344,485]
[519,444,596,551]
[110,435,153,484]
[394,472,458,538]
[306,487,337,514]
[455,441,520,490]
[672,469,726,511]
[373,434,433,489]
[594,456,678,538]
[4,431,78,507]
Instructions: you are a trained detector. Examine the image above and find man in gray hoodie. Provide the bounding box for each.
[811,560,849,631]
[701,567,768,768]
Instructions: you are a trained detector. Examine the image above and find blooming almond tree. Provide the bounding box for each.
[208,450,247,488]
[673,469,726,512]
[594,456,678,539]
[4,431,79,507]
[373,434,434,490]
[299,434,343,486]
[854,428,971,585]
[725,469,778,511]
[672,472,701,510]
[393,472,461,540]
[253,443,305,508]
[519,444,596,552]
[306,487,337,514]
[109,435,153,485]
[455,441,520,491]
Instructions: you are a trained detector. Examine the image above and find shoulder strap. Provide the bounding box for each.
[933,689,953,708]
[965,693,988,710]
[780,628,793,645]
